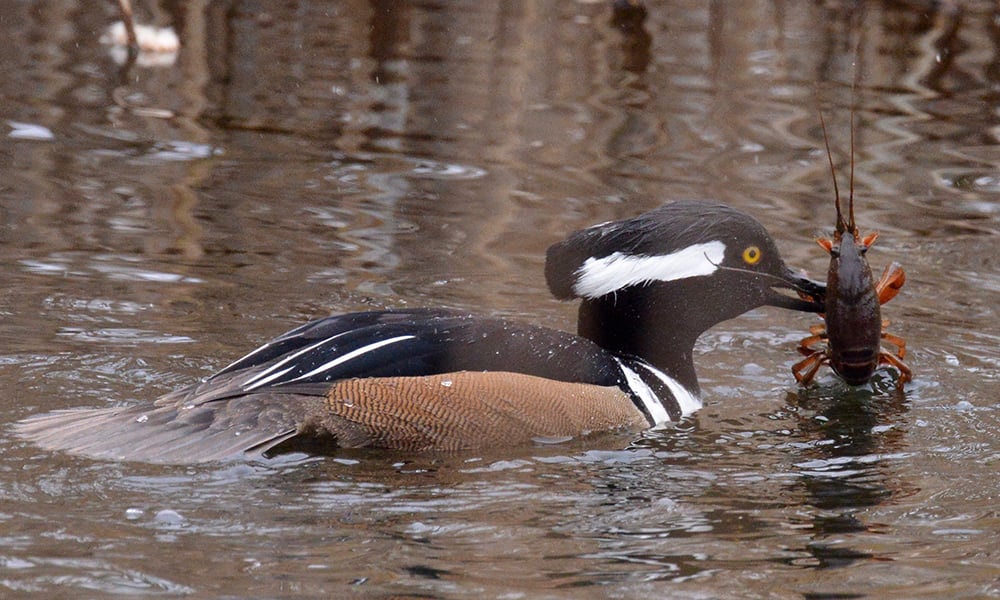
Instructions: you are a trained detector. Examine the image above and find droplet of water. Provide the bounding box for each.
[7,121,55,141]
[154,509,185,525]
[2,557,34,569]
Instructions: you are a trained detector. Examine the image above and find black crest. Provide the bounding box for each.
[545,200,768,300]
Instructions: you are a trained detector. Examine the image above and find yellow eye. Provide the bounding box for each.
[742,246,762,265]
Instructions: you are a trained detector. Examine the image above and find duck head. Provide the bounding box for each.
[546,200,826,392]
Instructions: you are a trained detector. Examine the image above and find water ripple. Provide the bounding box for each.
[6,121,55,141]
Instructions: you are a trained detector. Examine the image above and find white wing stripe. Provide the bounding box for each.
[286,335,416,383]
[220,342,273,374]
[242,366,296,392]
[240,334,346,389]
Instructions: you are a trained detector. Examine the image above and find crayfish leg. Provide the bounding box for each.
[797,332,827,357]
[881,331,907,360]
[793,352,828,385]
[879,351,912,388]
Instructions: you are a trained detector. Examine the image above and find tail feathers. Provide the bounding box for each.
[14,396,310,464]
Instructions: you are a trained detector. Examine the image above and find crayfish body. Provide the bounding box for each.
[792,114,912,388]
[822,229,882,384]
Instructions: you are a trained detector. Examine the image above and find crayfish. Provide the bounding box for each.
[792,113,912,388]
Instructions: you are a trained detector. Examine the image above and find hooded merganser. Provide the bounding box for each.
[16,200,825,463]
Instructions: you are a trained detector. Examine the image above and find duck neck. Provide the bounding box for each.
[576,288,707,396]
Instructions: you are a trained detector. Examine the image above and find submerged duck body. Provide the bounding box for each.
[16,201,824,463]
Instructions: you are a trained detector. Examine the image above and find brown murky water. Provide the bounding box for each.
[1,1,998,598]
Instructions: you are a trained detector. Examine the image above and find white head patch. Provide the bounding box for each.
[572,241,726,299]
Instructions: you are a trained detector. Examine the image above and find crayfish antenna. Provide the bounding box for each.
[848,97,856,233]
[847,28,865,236]
[848,58,859,235]
[818,109,845,234]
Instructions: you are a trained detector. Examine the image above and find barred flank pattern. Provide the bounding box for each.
[16,372,648,462]
[315,371,648,451]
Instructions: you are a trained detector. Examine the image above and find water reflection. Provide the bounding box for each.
[787,380,915,570]
[610,1,652,75]
[2,0,1000,597]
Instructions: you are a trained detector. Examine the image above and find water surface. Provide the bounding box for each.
[1,2,998,598]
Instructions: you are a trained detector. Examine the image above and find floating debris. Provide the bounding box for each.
[101,21,179,68]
